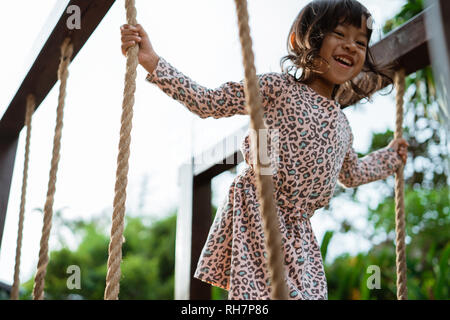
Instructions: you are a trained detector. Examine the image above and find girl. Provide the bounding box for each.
[120,0,409,300]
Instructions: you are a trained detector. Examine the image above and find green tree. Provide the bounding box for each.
[19,211,177,300]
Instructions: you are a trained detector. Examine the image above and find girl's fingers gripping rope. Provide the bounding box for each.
[120,25,142,56]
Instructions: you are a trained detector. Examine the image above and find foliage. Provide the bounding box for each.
[325,186,449,300]
[383,0,424,34]
[18,212,177,300]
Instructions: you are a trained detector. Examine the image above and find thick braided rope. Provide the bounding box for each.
[32,38,73,300]
[10,94,35,300]
[394,69,408,300]
[233,0,288,300]
[104,0,138,300]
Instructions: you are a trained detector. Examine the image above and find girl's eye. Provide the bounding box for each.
[334,29,367,47]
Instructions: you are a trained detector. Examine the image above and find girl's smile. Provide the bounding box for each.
[333,54,355,69]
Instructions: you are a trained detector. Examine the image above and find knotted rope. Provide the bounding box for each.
[32,38,73,300]
[394,69,408,300]
[10,94,35,300]
[104,0,139,300]
[233,0,288,299]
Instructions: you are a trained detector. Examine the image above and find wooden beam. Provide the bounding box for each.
[0,0,115,139]
[193,124,247,178]
[371,7,430,74]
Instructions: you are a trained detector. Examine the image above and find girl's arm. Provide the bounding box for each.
[338,130,406,188]
[145,57,275,119]
[120,23,276,119]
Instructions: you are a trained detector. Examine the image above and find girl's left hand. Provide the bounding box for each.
[388,138,409,164]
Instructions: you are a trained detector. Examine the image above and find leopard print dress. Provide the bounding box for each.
[146,57,403,300]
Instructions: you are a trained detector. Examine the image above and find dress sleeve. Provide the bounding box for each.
[146,57,274,119]
[338,129,404,188]
[145,57,275,119]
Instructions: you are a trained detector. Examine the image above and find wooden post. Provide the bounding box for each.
[175,159,213,300]
[190,175,212,299]
[0,137,19,249]
[175,161,194,299]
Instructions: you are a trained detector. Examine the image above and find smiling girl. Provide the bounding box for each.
[120,0,409,299]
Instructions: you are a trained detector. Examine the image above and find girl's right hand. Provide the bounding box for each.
[120,24,159,73]
[388,138,409,165]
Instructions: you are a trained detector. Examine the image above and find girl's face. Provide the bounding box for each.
[316,17,369,86]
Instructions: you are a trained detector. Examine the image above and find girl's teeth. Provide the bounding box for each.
[335,56,352,66]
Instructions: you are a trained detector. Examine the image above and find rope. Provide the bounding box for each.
[10,94,35,300]
[394,69,408,300]
[104,0,138,300]
[32,38,73,300]
[233,0,288,299]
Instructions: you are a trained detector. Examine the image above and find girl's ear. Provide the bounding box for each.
[290,32,296,50]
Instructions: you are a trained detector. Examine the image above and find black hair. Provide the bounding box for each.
[280,0,394,107]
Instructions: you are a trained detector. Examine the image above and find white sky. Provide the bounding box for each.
[0,0,406,286]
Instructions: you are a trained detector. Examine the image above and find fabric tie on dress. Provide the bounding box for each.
[275,192,313,250]
[275,191,314,220]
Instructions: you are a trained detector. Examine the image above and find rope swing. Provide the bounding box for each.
[394,69,408,300]
[104,0,139,300]
[233,0,288,300]
[32,37,73,300]
[10,94,35,300]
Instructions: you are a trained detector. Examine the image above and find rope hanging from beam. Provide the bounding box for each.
[10,94,35,300]
[394,69,408,300]
[32,37,73,300]
[233,0,288,300]
[104,0,139,300]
